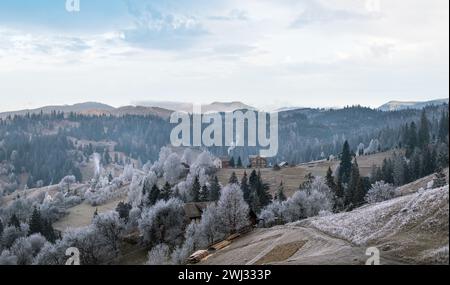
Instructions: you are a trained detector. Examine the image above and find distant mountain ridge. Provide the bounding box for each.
[0,102,114,118]
[1,98,447,119]
[378,98,448,111]
[133,100,256,113]
[0,102,174,119]
[0,100,255,119]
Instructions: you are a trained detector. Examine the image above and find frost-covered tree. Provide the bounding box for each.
[28,233,47,256]
[8,214,20,229]
[274,181,287,201]
[364,139,380,155]
[29,207,43,236]
[229,172,239,184]
[146,184,161,207]
[58,226,117,265]
[142,161,153,174]
[199,185,209,202]
[151,147,173,177]
[0,250,17,265]
[181,148,196,166]
[183,221,205,252]
[59,175,76,193]
[209,176,221,201]
[122,164,135,182]
[1,223,29,249]
[163,153,183,184]
[190,176,201,202]
[128,172,156,207]
[5,198,33,223]
[258,201,286,227]
[339,141,352,184]
[160,182,173,201]
[393,155,407,186]
[6,234,46,265]
[146,243,172,265]
[138,198,185,247]
[433,167,448,188]
[92,211,125,253]
[240,172,250,203]
[10,236,33,265]
[364,181,396,204]
[0,218,4,237]
[199,204,223,245]
[115,202,132,223]
[33,240,68,265]
[217,184,249,234]
[356,143,365,156]
[126,206,142,231]
[276,177,333,223]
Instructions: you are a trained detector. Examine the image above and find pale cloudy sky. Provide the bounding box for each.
[0,0,448,112]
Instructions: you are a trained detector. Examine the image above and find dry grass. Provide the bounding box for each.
[217,150,397,197]
[254,241,307,265]
[53,194,127,231]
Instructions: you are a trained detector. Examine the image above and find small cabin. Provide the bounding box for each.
[184,202,213,223]
[249,155,267,169]
[215,157,231,169]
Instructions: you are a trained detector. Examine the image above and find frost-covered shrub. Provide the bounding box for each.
[85,182,127,206]
[63,195,83,208]
[283,177,333,222]
[39,195,68,223]
[259,177,334,226]
[258,201,286,227]
[365,181,396,204]
[28,233,47,256]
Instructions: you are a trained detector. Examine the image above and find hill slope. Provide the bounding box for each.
[200,185,449,265]
[0,102,115,118]
[378,98,448,111]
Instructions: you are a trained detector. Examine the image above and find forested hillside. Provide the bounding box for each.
[0,104,448,193]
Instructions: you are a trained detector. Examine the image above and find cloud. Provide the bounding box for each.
[122,0,208,50]
[208,9,249,21]
[291,0,378,28]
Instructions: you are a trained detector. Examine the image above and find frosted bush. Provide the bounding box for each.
[365,181,396,204]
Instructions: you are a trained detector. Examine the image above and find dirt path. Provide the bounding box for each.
[200,224,406,265]
[200,225,406,265]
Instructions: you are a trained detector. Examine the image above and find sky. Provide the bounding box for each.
[0,0,448,112]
